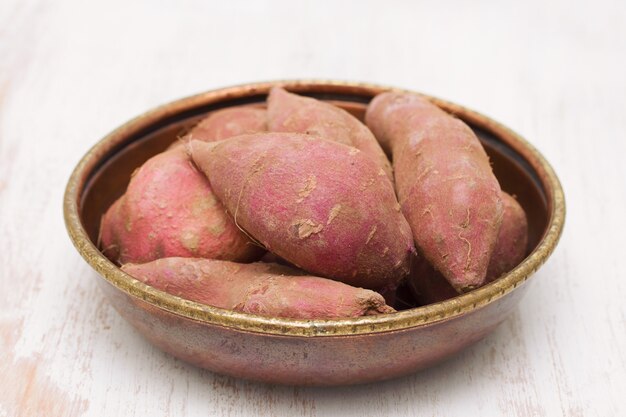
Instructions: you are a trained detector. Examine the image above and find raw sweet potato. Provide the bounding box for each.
[409,192,529,304]
[122,258,395,319]
[99,147,262,264]
[366,92,503,292]
[188,107,267,142]
[170,107,267,149]
[188,133,415,291]
[267,87,393,181]
[485,192,528,280]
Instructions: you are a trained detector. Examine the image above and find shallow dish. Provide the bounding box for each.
[64,80,565,386]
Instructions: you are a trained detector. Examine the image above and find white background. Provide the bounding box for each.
[1,0,624,415]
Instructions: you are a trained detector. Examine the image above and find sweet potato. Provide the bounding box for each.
[409,192,529,304]
[99,147,262,264]
[366,92,503,292]
[170,107,267,149]
[188,133,415,291]
[122,258,395,319]
[485,193,528,280]
[267,87,393,181]
[188,107,267,142]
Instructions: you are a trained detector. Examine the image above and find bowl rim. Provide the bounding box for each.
[63,80,565,337]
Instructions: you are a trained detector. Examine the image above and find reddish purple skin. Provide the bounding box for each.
[409,192,529,304]
[170,107,267,149]
[122,258,395,319]
[485,192,528,281]
[366,92,503,292]
[267,87,394,182]
[189,107,267,142]
[99,148,262,264]
[189,133,415,291]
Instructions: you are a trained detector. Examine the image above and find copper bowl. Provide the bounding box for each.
[64,80,565,386]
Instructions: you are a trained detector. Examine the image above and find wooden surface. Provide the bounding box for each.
[1,0,624,415]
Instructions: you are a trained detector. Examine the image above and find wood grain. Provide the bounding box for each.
[1,0,624,415]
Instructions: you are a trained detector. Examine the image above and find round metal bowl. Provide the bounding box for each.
[64,80,565,386]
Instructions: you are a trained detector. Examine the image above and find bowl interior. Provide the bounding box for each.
[79,91,549,309]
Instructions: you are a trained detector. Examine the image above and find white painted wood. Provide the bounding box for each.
[1,0,624,415]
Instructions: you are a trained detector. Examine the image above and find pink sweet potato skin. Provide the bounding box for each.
[99,148,262,264]
[188,133,415,291]
[485,192,528,281]
[366,92,503,292]
[267,87,393,181]
[170,107,267,149]
[122,258,395,319]
[188,107,267,142]
[409,192,529,304]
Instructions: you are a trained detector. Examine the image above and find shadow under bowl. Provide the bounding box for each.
[64,80,565,386]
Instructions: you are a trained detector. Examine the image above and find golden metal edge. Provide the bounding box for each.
[63,79,566,337]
